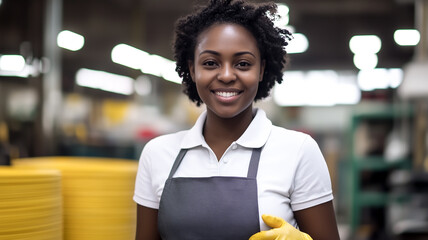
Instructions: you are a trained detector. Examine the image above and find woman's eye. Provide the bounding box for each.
[203,60,217,67]
[237,62,251,68]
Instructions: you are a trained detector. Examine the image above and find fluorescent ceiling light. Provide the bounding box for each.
[76,68,134,95]
[287,33,309,54]
[159,61,181,84]
[141,54,170,77]
[358,68,403,91]
[0,56,41,78]
[353,53,378,70]
[274,71,306,106]
[0,67,32,78]
[389,68,404,88]
[349,35,382,54]
[111,44,149,69]
[273,3,290,28]
[0,55,26,71]
[285,25,295,33]
[141,55,181,84]
[394,29,420,46]
[336,79,362,105]
[139,53,181,83]
[57,30,85,51]
[273,70,361,106]
[111,44,181,84]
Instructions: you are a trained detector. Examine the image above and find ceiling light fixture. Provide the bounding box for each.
[287,33,309,54]
[358,68,403,91]
[350,35,382,70]
[353,53,378,70]
[274,3,290,28]
[394,29,420,46]
[57,30,85,51]
[111,44,149,70]
[111,44,181,84]
[273,70,361,106]
[76,68,134,95]
[349,35,382,54]
[0,55,26,71]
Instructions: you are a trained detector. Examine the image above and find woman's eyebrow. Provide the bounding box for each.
[199,50,220,56]
[235,51,256,58]
[199,50,256,58]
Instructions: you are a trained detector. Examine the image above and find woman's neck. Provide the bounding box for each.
[203,107,255,160]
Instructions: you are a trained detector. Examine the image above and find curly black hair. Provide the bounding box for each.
[173,0,292,106]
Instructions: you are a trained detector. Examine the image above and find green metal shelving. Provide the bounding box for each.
[348,105,413,235]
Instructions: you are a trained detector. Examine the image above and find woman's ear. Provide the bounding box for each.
[188,61,195,82]
[259,60,266,82]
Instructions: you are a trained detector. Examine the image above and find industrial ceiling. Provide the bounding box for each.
[0,0,417,94]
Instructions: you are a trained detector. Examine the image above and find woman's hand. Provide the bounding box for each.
[249,214,312,240]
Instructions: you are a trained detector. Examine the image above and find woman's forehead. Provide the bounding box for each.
[195,23,259,54]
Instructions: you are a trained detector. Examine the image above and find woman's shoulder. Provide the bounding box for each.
[270,125,311,142]
[268,125,320,151]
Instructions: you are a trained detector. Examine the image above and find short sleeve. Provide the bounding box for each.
[290,136,333,211]
[133,143,160,209]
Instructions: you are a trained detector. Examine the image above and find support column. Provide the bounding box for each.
[42,0,62,155]
[415,0,428,61]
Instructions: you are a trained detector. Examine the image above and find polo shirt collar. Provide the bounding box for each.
[180,108,272,149]
[180,111,207,149]
[236,108,272,148]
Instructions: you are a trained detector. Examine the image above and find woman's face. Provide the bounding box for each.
[189,23,265,119]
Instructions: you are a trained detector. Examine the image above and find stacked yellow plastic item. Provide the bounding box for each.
[13,157,138,240]
[0,167,63,240]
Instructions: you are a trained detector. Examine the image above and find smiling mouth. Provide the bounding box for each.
[214,91,241,98]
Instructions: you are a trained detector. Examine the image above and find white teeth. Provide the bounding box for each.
[216,91,238,98]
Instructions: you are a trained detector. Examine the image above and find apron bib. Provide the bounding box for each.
[158,148,262,240]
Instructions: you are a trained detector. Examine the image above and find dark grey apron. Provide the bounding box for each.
[158,147,262,240]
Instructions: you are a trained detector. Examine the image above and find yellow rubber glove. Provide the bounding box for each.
[249,214,313,240]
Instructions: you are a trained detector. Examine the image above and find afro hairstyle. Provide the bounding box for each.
[173,0,292,106]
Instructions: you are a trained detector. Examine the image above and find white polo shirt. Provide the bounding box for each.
[133,108,333,230]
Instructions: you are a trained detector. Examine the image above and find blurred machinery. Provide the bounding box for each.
[388,170,428,240]
[393,0,428,239]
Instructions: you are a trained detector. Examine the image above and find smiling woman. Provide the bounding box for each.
[189,23,263,121]
[133,1,341,240]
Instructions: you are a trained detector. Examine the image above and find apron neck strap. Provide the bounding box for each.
[247,147,262,178]
[167,147,263,179]
[168,149,188,179]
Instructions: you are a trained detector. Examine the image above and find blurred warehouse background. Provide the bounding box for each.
[1,0,428,239]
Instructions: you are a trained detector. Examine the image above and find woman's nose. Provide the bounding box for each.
[217,64,236,83]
